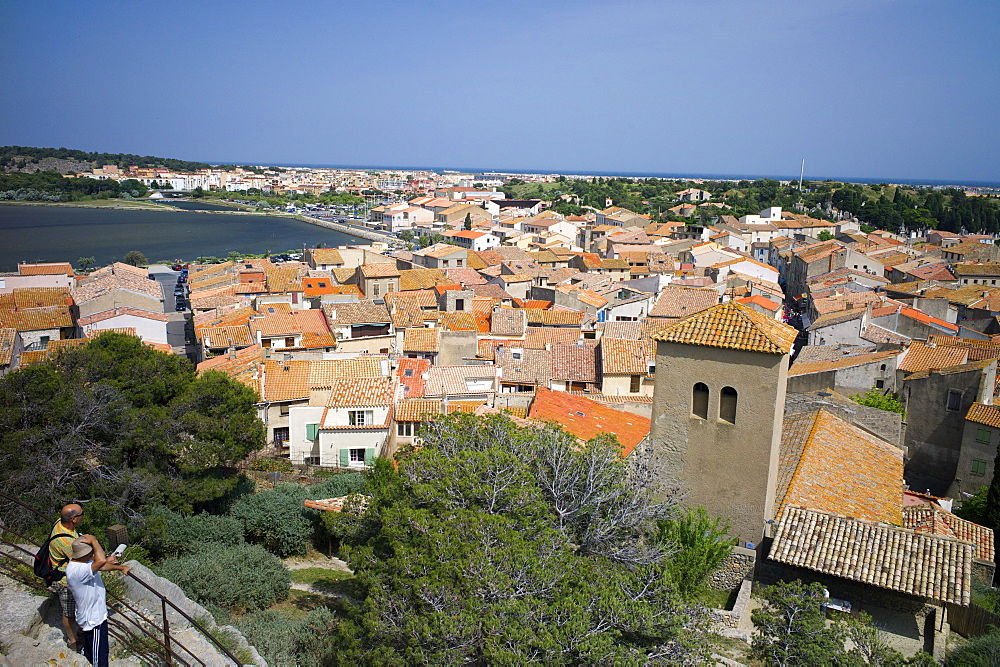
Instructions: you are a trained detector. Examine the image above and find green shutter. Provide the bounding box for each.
[340,449,350,467]
[366,448,376,464]
[306,423,318,440]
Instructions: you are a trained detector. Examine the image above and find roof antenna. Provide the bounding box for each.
[798,158,805,193]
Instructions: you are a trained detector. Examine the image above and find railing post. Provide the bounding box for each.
[162,598,172,666]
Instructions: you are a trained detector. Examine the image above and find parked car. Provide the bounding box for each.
[175,301,187,311]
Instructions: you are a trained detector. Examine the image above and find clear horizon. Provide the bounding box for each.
[2,1,998,183]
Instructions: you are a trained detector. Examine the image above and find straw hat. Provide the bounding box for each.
[70,537,93,559]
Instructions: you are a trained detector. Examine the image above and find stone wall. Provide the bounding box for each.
[708,549,756,591]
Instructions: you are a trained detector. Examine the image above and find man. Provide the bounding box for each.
[65,534,130,667]
[48,504,85,649]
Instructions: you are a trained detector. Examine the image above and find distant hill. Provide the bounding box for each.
[0,145,211,174]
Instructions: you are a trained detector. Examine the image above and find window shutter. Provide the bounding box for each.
[339,449,350,467]
[306,423,318,440]
[366,448,376,464]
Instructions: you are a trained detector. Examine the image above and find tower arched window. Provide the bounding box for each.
[692,383,709,419]
[720,386,738,424]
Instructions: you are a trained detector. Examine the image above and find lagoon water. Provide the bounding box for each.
[0,204,362,271]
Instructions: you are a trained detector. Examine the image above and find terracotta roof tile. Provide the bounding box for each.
[0,305,74,331]
[903,503,994,561]
[360,263,401,278]
[326,377,398,407]
[403,327,441,352]
[771,506,972,605]
[899,341,969,373]
[201,325,255,348]
[528,388,650,456]
[323,301,391,326]
[600,337,655,375]
[550,343,597,383]
[395,398,444,421]
[648,286,719,319]
[651,301,796,354]
[778,410,903,525]
[966,402,1000,429]
[18,262,74,276]
[491,308,527,336]
[423,365,498,397]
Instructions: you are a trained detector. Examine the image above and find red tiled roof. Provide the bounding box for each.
[528,387,650,456]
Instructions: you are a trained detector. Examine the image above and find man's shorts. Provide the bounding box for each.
[49,580,75,618]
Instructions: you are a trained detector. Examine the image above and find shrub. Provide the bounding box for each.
[229,484,314,557]
[140,506,244,560]
[851,388,906,417]
[947,630,1000,666]
[658,506,735,598]
[156,543,289,614]
[235,608,338,667]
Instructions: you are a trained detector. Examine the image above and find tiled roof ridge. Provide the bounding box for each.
[651,301,796,354]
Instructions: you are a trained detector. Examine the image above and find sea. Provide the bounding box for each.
[0,203,363,272]
[268,163,999,190]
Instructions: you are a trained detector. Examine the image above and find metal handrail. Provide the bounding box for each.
[0,492,243,665]
[0,528,197,666]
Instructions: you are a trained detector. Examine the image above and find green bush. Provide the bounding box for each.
[658,506,735,598]
[140,506,244,560]
[947,630,1000,665]
[235,608,337,667]
[229,484,314,557]
[156,543,289,614]
[229,475,367,557]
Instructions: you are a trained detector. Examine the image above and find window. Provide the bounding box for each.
[692,383,709,419]
[279,404,290,416]
[630,375,641,393]
[720,386,738,424]
[946,390,963,412]
[875,379,885,389]
[456,298,465,311]
[318,282,326,288]
[972,458,987,475]
[272,427,290,444]
[305,423,319,440]
[285,337,295,347]
[349,410,374,426]
[350,448,366,463]
[39,335,51,348]
[398,422,413,436]
[977,427,991,444]
[404,368,414,377]
[372,283,380,297]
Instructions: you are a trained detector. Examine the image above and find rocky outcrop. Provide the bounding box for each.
[0,558,266,666]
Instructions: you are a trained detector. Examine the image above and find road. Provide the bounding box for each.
[147,264,194,360]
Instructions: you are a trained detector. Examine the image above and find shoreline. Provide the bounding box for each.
[0,199,385,244]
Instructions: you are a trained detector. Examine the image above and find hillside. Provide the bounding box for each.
[0,145,210,174]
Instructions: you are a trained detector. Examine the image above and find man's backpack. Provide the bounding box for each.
[33,532,73,586]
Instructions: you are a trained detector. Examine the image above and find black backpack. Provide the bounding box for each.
[33,532,73,586]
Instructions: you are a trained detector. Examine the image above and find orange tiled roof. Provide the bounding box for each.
[651,301,796,355]
[326,376,398,407]
[903,502,994,561]
[528,387,650,456]
[600,337,654,375]
[966,402,1000,428]
[777,410,903,525]
[397,357,430,398]
[402,327,441,353]
[395,398,443,422]
[18,262,74,276]
[899,341,969,373]
[0,305,74,331]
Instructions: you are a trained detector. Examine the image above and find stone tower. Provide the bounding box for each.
[649,301,797,547]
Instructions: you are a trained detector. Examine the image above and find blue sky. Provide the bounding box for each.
[2,1,998,182]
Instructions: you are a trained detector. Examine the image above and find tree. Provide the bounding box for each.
[818,230,835,241]
[751,581,847,666]
[77,256,95,271]
[463,212,472,230]
[191,186,206,198]
[331,414,711,664]
[123,250,148,266]
[0,332,265,527]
